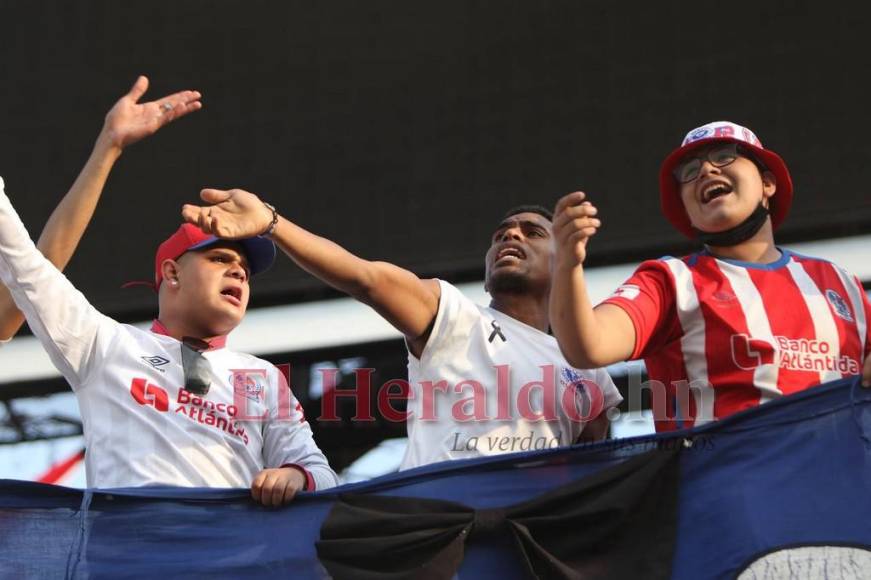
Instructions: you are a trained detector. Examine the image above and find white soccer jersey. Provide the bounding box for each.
[401,281,622,470]
[0,178,337,490]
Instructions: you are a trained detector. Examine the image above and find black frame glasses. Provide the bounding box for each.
[673,142,743,184]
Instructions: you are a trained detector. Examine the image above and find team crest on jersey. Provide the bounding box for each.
[232,372,264,402]
[560,368,605,420]
[561,368,587,411]
[560,368,584,387]
[712,290,737,304]
[825,289,853,322]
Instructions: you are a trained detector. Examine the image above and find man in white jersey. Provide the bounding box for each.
[0,88,337,506]
[180,189,622,470]
[550,121,871,432]
[0,76,201,343]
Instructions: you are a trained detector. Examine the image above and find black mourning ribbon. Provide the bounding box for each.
[316,446,680,580]
[181,337,212,395]
[489,320,507,343]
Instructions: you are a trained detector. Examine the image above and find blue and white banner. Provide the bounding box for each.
[1,377,869,579]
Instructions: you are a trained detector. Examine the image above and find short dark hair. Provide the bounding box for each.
[737,144,769,174]
[501,204,553,222]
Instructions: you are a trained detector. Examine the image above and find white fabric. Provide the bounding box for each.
[716,261,781,404]
[663,258,716,423]
[401,281,622,470]
[785,260,843,384]
[0,177,337,490]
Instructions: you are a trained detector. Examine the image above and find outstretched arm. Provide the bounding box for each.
[0,75,202,341]
[181,188,440,357]
[549,191,636,369]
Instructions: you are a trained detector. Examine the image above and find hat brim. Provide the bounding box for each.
[189,235,277,276]
[659,137,793,239]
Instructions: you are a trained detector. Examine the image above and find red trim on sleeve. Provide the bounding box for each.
[602,297,646,360]
[600,260,677,360]
[281,463,315,491]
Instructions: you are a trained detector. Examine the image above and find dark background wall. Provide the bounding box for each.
[1,1,869,321]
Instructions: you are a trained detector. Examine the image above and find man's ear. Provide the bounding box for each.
[761,170,777,204]
[161,259,181,287]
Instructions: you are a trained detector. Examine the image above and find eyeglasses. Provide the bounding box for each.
[181,337,212,395]
[673,143,749,183]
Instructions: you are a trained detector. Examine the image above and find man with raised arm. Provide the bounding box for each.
[550,121,871,432]
[0,76,201,342]
[181,190,622,469]
[0,79,337,504]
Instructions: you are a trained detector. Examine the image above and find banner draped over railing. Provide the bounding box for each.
[1,377,869,579]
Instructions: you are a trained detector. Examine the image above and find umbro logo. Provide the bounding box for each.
[142,355,171,372]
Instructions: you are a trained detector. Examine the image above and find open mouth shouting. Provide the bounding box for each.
[220,285,243,307]
[494,243,527,265]
[700,180,734,204]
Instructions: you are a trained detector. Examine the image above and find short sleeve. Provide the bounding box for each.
[599,260,681,360]
[410,280,480,364]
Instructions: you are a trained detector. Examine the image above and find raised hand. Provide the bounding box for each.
[101,75,202,150]
[182,188,274,239]
[552,191,602,266]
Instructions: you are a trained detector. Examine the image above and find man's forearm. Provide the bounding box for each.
[0,133,120,341]
[550,262,602,367]
[550,262,636,369]
[0,180,105,386]
[268,214,440,343]
[270,216,381,300]
[36,132,121,264]
[182,187,440,341]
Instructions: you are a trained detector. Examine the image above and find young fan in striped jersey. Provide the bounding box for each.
[550,121,871,431]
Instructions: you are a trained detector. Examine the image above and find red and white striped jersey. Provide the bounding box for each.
[602,249,871,431]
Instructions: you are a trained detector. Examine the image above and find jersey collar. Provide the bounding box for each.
[150,319,228,351]
[696,247,792,270]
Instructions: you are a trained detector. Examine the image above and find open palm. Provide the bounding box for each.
[104,76,202,149]
[182,188,273,239]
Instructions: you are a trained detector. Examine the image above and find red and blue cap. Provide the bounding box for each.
[659,121,794,238]
[154,224,276,288]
